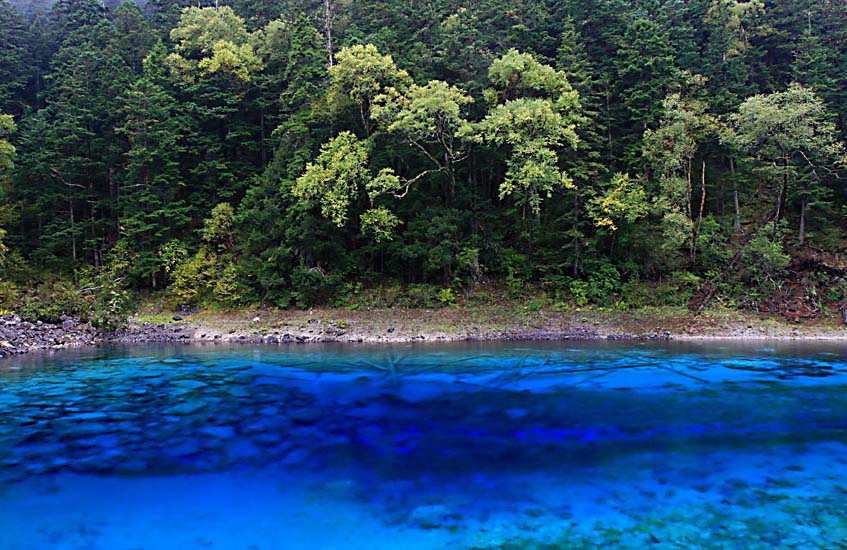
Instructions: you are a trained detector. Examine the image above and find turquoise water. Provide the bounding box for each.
[1,341,847,549]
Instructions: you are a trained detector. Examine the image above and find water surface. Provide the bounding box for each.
[1,341,847,549]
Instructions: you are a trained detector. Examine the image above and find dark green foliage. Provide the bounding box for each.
[0,0,846,316]
[17,279,88,322]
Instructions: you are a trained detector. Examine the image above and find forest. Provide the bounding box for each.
[0,0,846,326]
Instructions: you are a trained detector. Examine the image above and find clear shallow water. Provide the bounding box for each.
[1,341,847,549]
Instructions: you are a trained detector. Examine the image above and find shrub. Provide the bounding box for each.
[88,282,132,331]
[290,265,344,308]
[620,280,648,308]
[741,222,790,293]
[167,246,218,307]
[541,274,571,302]
[569,280,589,307]
[212,263,243,307]
[437,287,456,306]
[18,280,88,323]
[653,271,701,306]
[454,246,483,288]
[585,259,621,306]
[403,283,439,308]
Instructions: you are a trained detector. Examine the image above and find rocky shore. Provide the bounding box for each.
[106,318,632,345]
[0,310,674,360]
[0,315,97,358]
[4,302,847,361]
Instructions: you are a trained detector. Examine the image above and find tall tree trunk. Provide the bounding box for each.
[687,158,694,263]
[799,194,807,245]
[69,194,77,285]
[572,191,581,278]
[731,157,741,233]
[692,160,707,266]
[773,155,789,239]
[324,0,335,67]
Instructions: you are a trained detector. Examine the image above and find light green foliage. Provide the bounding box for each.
[704,0,764,58]
[158,240,189,279]
[198,41,262,81]
[486,49,578,104]
[644,93,714,179]
[18,280,88,324]
[166,7,262,82]
[436,287,456,306]
[0,114,14,264]
[644,90,721,267]
[167,246,218,306]
[327,44,412,135]
[212,262,241,306]
[372,80,472,190]
[730,83,846,242]
[167,204,244,307]
[589,173,649,231]
[360,207,401,243]
[454,247,483,288]
[294,130,407,243]
[202,202,236,253]
[656,208,694,271]
[79,243,133,331]
[365,168,403,203]
[569,280,589,307]
[730,83,843,166]
[0,114,14,184]
[375,80,472,139]
[471,99,579,153]
[696,215,733,269]
[467,50,581,217]
[292,131,370,227]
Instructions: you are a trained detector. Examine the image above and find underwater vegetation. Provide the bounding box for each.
[1,342,847,549]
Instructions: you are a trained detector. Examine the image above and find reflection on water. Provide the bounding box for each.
[1,341,847,549]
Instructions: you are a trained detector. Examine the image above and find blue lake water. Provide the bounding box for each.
[1,341,847,549]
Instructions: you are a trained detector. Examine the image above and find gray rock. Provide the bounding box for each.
[66,412,109,421]
[288,406,324,424]
[408,504,455,529]
[74,434,122,450]
[280,448,310,466]
[227,439,262,461]
[114,459,149,474]
[165,401,206,416]
[168,439,203,457]
[199,425,236,439]
[252,432,283,446]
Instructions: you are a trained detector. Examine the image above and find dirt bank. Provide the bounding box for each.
[112,305,847,346]
[3,304,846,360]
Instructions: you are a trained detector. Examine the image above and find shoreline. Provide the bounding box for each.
[2,305,847,359]
[113,305,847,345]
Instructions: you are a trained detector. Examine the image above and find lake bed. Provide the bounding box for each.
[1,342,846,549]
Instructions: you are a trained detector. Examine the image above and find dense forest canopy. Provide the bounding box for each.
[0,0,846,321]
